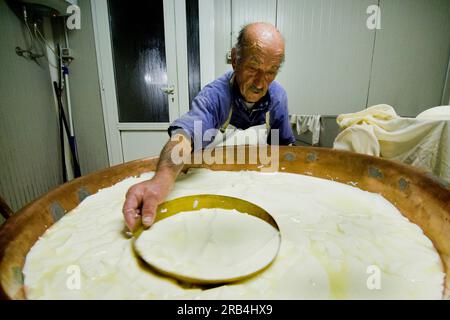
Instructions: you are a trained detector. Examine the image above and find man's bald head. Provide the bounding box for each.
[235,22,285,65]
[232,22,285,103]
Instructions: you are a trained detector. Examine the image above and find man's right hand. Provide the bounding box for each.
[122,176,173,232]
[123,133,191,232]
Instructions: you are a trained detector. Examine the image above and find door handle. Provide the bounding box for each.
[160,85,175,95]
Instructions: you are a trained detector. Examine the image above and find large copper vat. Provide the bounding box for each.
[0,146,449,299]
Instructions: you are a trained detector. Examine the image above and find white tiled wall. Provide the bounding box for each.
[211,0,450,117]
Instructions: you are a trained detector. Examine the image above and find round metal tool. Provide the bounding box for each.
[133,194,281,285]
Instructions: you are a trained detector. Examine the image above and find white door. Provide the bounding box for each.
[92,0,189,164]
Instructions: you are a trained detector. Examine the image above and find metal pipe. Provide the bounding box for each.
[63,25,75,136]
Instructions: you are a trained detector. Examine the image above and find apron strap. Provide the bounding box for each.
[220,106,233,133]
[265,111,271,131]
[220,75,236,133]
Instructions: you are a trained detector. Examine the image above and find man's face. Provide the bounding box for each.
[232,47,284,103]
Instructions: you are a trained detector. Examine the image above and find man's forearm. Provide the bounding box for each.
[154,134,191,184]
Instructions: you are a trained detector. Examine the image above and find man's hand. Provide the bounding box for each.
[122,175,173,232]
[122,133,191,231]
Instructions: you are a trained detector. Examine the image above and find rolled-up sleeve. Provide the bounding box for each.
[168,93,218,150]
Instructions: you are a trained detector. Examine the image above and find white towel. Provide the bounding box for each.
[290,114,321,145]
[336,104,399,129]
[333,104,450,182]
[416,105,450,120]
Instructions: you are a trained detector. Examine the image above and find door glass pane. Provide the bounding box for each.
[108,0,169,122]
[186,0,201,108]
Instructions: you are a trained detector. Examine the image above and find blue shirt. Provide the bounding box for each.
[168,71,295,149]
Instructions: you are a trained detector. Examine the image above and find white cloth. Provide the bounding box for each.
[290,115,322,145]
[417,105,450,120]
[333,104,450,182]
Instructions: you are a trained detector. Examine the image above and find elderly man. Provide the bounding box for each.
[123,22,295,231]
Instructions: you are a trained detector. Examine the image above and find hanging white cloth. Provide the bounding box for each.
[290,114,322,145]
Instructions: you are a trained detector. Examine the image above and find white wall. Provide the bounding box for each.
[213,0,232,78]
[65,0,109,174]
[368,0,450,116]
[231,0,277,44]
[0,0,62,212]
[276,0,376,115]
[0,0,110,216]
[208,0,450,117]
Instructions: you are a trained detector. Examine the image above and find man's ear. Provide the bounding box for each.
[231,48,238,71]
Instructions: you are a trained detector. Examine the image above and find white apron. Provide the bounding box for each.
[208,105,271,148]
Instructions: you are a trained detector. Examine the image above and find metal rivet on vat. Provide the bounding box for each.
[12,266,23,285]
[398,178,409,190]
[78,187,91,203]
[50,202,66,222]
[368,167,383,179]
[307,153,317,162]
[284,153,296,162]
